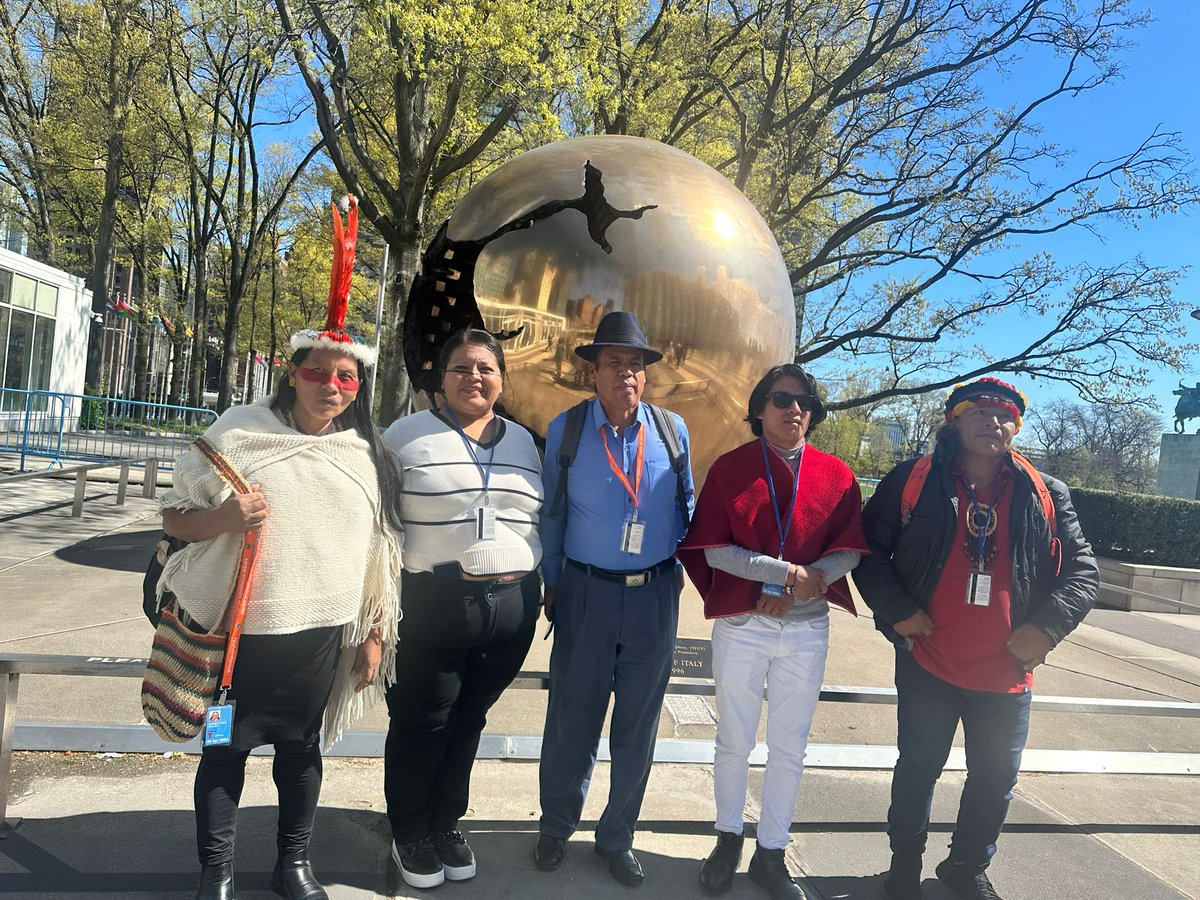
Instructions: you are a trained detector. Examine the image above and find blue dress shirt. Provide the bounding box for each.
[540,399,695,585]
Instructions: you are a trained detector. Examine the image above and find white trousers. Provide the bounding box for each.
[712,613,830,849]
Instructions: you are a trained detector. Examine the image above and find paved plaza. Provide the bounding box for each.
[0,467,1197,898]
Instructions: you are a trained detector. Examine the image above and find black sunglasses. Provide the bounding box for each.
[766,391,817,411]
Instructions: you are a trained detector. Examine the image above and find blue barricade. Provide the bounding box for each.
[0,389,215,470]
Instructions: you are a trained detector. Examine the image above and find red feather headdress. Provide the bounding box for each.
[290,195,377,365]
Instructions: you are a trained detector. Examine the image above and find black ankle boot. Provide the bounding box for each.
[195,862,235,900]
[747,845,806,899]
[881,853,923,900]
[700,831,744,894]
[271,855,329,900]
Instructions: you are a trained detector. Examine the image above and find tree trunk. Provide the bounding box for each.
[217,277,245,412]
[244,272,259,404]
[83,128,126,388]
[378,235,420,425]
[166,328,186,408]
[188,259,208,408]
[132,312,150,402]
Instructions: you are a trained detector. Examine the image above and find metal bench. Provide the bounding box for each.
[0,458,159,516]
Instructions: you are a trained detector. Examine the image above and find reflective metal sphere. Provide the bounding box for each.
[406,135,796,482]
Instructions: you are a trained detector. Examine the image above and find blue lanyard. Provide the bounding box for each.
[760,436,802,559]
[963,476,997,569]
[443,406,496,499]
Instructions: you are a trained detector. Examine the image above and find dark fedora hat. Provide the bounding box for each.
[574,311,663,364]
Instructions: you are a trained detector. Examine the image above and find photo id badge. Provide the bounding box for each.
[475,505,497,541]
[203,701,235,747]
[966,572,993,607]
[761,582,784,597]
[620,520,645,554]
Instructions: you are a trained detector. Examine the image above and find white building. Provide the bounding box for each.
[0,245,93,399]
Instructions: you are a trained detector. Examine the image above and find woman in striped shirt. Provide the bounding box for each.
[380,328,543,890]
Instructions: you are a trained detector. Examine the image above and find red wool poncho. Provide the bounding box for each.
[678,439,869,619]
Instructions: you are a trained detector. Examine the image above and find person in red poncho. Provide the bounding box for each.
[678,364,868,900]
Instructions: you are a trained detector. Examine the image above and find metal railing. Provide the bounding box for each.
[1099,581,1200,614]
[2,652,1198,837]
[0,388,214,470]
[0,458,158,515]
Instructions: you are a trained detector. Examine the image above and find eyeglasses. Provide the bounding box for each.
[445,366,502,379]
[297,366,359,391]
[766,391,816,411]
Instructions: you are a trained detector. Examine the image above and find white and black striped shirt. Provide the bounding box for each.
[382,409,543,576]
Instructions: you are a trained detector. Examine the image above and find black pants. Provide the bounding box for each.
[384,569,539,845]
[194,738,323,865]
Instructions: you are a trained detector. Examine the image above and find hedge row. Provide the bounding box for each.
[1070,487,1200,569]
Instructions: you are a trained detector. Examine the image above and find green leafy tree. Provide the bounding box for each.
[0,0,62,262]
[274,0,576,421]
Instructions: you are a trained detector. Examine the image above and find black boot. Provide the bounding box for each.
[747,845,806,899]
[700,831,744,894]
[935,858,1003,900]
[270,854,329,900]
[880,853,923,900]
[195,862,235,900]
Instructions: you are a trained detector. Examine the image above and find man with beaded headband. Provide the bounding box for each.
[855,377,1098,900]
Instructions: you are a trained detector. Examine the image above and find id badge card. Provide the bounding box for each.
[966,571,993,607]
[620,519,645,554]
[203,701,235,747]
[475,505,497,541]
[761,582,784,597]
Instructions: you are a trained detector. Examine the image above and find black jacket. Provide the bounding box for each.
[855,453,1098,648]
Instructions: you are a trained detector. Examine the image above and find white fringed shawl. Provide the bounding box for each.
[158,398,401,750]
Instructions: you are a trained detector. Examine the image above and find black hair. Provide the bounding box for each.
[745,364,827,436]
[932,421,962,467]
[271,346,405,532]
[437,328,507,382]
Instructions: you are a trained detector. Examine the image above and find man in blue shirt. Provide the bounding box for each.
[534,311,694,887]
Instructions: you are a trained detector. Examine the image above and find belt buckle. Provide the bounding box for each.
[624,572,647,587]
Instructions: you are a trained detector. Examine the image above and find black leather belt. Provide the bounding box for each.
[567,557,676,587]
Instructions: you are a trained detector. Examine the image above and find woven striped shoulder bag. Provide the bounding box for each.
[141,438,259,743]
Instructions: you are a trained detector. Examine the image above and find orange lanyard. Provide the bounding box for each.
[600,423,645,514]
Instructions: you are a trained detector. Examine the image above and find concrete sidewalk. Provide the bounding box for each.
[1,475,1199,899]
[2,752,1197,899]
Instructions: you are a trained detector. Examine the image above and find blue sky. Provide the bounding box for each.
[991,0,1200,423]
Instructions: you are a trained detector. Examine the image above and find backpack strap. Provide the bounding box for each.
[899,450,1061,575]
[546,400,591,519]
[900,455,934,526]
[1011,450,1061,575]
[647,403,691,529]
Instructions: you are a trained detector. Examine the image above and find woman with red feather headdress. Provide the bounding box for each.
[157,196,404,900]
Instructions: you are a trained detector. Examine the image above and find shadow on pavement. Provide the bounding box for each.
[54,528,159,573]
[0,805,390,898]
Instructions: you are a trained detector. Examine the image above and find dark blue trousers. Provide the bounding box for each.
[538,562,681,851]
[888,647,1031,870]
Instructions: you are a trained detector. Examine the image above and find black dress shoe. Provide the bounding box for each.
[270,856,329,900]
[534,833,567,871]
[594,845,644,886]
[195,862,235,900]
[700,831,744,894]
